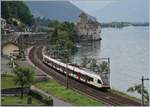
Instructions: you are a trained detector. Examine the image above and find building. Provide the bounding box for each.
[2,42,19,58]
[1,18,6,29]
[76,12,101,41]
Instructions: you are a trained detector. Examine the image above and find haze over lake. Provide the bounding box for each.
[72,26,149,98]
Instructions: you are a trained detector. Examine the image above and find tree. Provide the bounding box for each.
[48,20,60,28]
[60,21,79,42]
[127,84,149,105]
[48,21,78,61]
[1,1,34,26]
[48,27,58,44]
[81,56,90,68]
[89,58,98,72]
[55,31,74,62]
[13,67,34,99]
[98,61,109,73]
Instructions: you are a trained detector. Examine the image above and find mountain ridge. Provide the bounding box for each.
[26,1,96,22]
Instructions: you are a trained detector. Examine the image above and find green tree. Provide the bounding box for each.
[60,21,79,42]
[98,61,109,73]
[48,21,78,61]
[48,27,58,44]
[13,67,34,99]
[89,58,98,72]
[81,56,90,68]
[127,84,149,105]
[1,1,34,26]
[48,20,60,28]
[55,31,74,62]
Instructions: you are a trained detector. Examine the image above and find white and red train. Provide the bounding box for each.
[42,53,110,89]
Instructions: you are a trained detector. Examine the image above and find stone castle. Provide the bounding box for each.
[76,12,101,41]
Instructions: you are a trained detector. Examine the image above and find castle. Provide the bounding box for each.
[76,12,101,41]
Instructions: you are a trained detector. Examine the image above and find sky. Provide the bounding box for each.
[70,0,116,15]
[70,0,149,22]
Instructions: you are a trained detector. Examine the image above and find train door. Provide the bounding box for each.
[85,75,88,83]
[78,72,81,80]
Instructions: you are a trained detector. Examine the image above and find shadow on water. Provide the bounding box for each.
[72,41,102,64]
[77,41,101,56]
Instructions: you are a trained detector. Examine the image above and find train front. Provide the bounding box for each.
[101,72,110,89]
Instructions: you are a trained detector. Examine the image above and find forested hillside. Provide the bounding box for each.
[1,1,34,26]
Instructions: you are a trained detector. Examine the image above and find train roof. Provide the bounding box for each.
[43,54,101,79]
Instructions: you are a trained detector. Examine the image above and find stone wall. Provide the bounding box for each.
[1,87,30,96]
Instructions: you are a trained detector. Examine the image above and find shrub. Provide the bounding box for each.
[29,90,53,106]
[27,96,32,104]
[44,96,53,106]
[29,90,43,100]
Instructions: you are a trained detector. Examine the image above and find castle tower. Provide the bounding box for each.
[79,12,88,24]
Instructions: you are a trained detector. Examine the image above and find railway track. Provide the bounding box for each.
[28,45,141,106]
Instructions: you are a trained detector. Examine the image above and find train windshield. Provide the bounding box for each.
[97,79,102,84]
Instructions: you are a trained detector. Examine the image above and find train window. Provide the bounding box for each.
[97,79,101,84]
[86,76,93,82]
[69,70,72,74]
[90,77,93,81]
[72,71,77,75]
[80,74,85,79]
[46,59,51,63]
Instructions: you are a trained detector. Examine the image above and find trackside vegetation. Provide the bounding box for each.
[35,79,105,106]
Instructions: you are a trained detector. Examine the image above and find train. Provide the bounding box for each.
[42,53,110,89]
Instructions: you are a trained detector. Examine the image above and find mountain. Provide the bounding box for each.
[93,0,149,22]
[26,1,95,22]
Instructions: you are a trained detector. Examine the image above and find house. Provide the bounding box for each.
[2,42,19,58]
[1,18,6,29]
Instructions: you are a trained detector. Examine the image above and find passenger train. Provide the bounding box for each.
[42,53,110,89]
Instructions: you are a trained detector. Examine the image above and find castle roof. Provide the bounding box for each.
[79,12,87,17]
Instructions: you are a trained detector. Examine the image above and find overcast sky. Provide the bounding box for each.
[70,0,149,22]
[70,0,118,16]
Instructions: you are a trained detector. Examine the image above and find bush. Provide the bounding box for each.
[29,90,43,100]
[29,90,53,106]
[44,96,53,106]
[27,96,32,104]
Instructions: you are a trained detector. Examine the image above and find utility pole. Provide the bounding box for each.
[66,63,68,89]
[108,57,110,82]
[141,76,149,106]
[65,49,70,89]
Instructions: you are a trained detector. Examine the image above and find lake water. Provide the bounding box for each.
[72,26,149,98]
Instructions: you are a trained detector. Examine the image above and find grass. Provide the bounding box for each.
[3,57,11,65]
[1,75,18,89]
[35,79,104,106]
[1,95,44,106]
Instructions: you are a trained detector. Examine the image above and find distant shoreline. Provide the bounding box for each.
[100,22,149,28]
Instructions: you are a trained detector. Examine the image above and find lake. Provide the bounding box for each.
[71,26,149,98]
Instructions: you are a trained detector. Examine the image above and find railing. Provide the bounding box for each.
[14,32,47,35]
